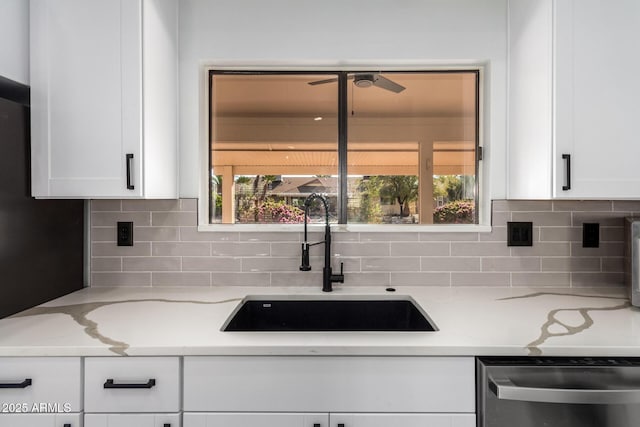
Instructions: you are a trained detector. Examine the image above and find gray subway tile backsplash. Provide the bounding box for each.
[335,242,391,257]
[182,257,242,272]
[361,257,421,272]
[481,257,541,272]
[89,199,638,288]
[390,272,450,286]
[493,200,553,212]
[152,211,197,227]
[511,272,571,287]
[92,211,151,227]
[210,242,271,257]
[152,272,211,286]
[152,242,211,257]
[91,272,151,287]
[390,242,449,257]
[420,257,480,272]
[451,242,511,257]
[135,227,180,242]
[122,199,181,212]
[451,272,511,286]
[123,256,181,272]
[511,211,572,227]
[92,242,151,257]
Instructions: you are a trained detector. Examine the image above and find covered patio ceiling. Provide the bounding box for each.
[211,72,477,176]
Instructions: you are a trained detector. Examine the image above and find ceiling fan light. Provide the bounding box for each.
[354,75,374,88]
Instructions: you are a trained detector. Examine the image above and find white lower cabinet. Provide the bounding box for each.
[84,413,180,427]
[0,413,82,427]
[331,413,475,427]
[183,413,475,427]
[183,356,476,427]
[183,413,327,427]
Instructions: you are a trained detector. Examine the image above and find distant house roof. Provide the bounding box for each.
[269,177,338,197]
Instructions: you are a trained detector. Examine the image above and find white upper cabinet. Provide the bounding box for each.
[30,0,178,199]
[508,0,640,199]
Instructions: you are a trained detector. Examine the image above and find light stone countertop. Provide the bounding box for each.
[0,286,638,357]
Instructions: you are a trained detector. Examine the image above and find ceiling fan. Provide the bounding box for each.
[308,73,406,93]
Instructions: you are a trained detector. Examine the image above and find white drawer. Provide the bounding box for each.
[183,413,327,427]
[0,357,81,412]
[331,413,476,427]
[84,357,180,413]
[184,356,475,413]
[85,413,180,427]
[0,413,82,427]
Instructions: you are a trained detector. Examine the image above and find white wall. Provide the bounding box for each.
[179,0,508,204]
[0,0,29,84]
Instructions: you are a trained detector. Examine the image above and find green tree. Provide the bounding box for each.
[357,176,383,223]
[380,175,419,217]
[433,175,475,202]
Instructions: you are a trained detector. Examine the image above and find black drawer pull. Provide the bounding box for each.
[63,424,71,427]
[163,424,171,427]
[314,424,320,427]
[0,378,32,388]
[338,424,345,427]
[126,153,135,190]
[562,153,571,191]
[103,378,156,389]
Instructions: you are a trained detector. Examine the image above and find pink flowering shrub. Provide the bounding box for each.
[253,200,305,223]
[433,200,475,224]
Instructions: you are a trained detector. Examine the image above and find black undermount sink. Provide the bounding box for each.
[222,296,437,332]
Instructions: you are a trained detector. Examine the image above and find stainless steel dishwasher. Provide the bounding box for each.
[477,357,640,427]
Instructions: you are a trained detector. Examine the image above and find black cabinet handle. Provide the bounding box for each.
[103,378,156,389]
[163,424,171,427]
[337,424,345,427]
[0,378,32,388]
[63,424,71,427]
[126,153,135,190]
[562,154,571,191]
[313,424,321,427]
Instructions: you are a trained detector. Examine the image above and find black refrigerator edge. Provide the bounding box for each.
[0,75,84,318]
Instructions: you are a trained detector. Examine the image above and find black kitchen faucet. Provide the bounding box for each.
[299,193,344,292]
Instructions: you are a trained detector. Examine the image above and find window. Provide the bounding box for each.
[208,70,480,226]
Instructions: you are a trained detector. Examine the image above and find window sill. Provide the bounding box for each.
[197,223,492,233]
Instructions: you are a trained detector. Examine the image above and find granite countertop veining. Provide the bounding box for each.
[0,286,637,357]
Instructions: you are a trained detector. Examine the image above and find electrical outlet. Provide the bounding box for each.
[507,222,533,246]
[117,221,134,246]
[583,222,600,248]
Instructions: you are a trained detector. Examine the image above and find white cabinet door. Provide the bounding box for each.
[507,0,640,199]
[30,0,178,199]
[330,414,475,427]
[0,413,81,427]
[553,0,640,198]
[85,413,180,427]
[183,413,328,427]
[30,0,142,198]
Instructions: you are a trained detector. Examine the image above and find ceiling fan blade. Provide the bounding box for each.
[372,75,406,93]
[307,77,338,86]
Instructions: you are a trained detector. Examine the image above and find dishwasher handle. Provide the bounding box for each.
[489,373,640,405]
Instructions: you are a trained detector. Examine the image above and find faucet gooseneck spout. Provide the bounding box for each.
[299,193,344,292]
